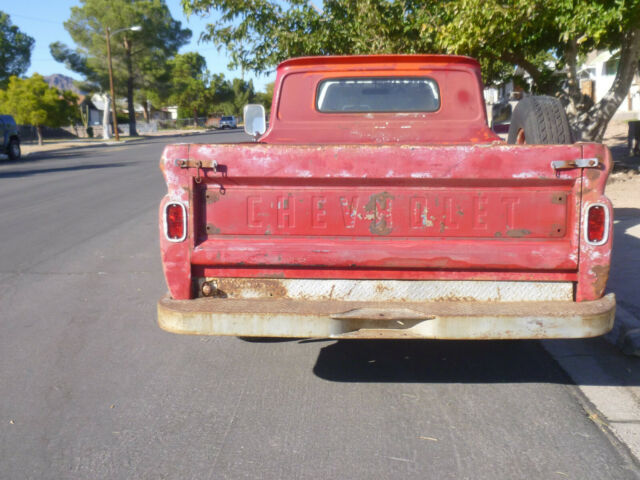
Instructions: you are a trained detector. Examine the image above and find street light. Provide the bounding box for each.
[106,25,141,141]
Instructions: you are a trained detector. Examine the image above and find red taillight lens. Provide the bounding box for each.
[587,205,606,244]
[166,203,185,241]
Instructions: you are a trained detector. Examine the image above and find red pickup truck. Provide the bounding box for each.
[157,55,615,339]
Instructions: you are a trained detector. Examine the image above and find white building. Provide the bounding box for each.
[578,50,640,117]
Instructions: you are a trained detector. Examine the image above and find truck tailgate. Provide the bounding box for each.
[160,142,611,302]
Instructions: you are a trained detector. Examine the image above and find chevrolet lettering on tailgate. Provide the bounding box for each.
[209,189,569,238]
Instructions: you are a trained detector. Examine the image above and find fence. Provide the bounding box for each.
[157,117,220,130]
[16,121,162,141]
[17,125,76,144]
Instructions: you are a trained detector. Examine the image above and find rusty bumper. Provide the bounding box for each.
[157,293,615,339]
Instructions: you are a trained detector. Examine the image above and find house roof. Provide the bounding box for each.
[582,50,616,68]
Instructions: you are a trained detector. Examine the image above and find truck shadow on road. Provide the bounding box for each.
[313,207,640,385]
[312,337,638,385]
[312,339,570,383]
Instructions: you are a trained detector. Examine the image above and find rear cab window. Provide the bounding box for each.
[316,77,440,113]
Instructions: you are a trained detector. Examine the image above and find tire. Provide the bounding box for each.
[507,96,572,144]
[7,138,20,160]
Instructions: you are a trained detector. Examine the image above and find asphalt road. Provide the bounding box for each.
[0,131,639,479]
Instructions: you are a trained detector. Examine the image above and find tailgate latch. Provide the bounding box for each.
[551,158,599,170]
[176,158,218,184]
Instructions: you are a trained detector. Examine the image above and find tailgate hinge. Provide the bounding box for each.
[551,157,599,170]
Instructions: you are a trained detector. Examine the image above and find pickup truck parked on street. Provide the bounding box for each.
[157,55,614,340]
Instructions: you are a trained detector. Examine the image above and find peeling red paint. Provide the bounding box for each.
[575,144,614,302]
[158,142,614,300]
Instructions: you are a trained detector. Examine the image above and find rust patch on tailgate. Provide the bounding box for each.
[206,224,221,235]
[364,192,394,235]
[506,229,532,238]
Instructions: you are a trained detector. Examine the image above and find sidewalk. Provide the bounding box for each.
[543,327,640,463]
[18,129,214,156]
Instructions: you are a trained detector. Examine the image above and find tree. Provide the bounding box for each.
[182,0,433,73]
[436,0,640,141]
[0,74,78,145]
[168,52,211,124]
[52,0,191,136]
[135,55,173,123]
[208,74,235,115]
[0,11,35,88]
[182,0,640,141]
[229,78,255,116]
[255,81,275,114]
[205,74,257,116]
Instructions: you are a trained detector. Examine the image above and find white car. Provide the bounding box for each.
[219,116,237,129]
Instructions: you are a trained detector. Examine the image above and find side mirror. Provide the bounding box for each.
[243,104,266,138]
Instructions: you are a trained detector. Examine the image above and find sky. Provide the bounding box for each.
[2,0,275,92]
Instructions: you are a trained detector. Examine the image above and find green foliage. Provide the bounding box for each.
[205,74,256,116]
[0,11,35,88]
[255,82,275,114]
[162,50,263,119]
[182,0,640,139]
[182,0,640,90]
[208,73,235,115]
[52,0,191,133]
[0,74,78,128]
[55,0,191,90]
[182,0,437,74]
[229,78,255,116]
[435,0,640,89]
[169,52,211,119]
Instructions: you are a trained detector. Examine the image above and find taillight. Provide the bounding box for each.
[585,204,608,245]
[165,202,186,242]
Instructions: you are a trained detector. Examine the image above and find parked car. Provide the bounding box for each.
[218,116,237,129]
[0,115,21,160]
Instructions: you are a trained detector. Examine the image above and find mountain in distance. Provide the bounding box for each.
[43,74,83,94]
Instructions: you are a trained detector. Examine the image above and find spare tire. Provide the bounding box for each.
[507,96,573,144]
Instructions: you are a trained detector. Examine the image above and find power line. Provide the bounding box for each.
[4,11,62,25]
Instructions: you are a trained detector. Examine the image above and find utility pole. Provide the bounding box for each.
[104,25,140,141]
